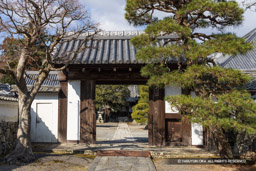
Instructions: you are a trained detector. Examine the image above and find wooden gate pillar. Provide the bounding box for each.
[148,87,165,146]
[80,80,96,144]
[58,71,68,143]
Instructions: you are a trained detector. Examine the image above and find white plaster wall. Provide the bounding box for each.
[67,80,80,141]
[0,101,18,122]
[165,86,181,113]
[191,123,203,145]
[190,91,204,145]
[31,93,58,143]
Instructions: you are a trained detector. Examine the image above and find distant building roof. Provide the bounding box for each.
[0,84,18,101]
[217,28,256,91]
[25,71,60,87]
[53,31,180,65]
[0,84,15,96]
[0,95,18,102]
[11,71,60,93]
[246,80,256,91]
[220,28,256,70]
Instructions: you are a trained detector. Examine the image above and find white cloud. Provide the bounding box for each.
[80,0,137,31]
[80,0,256,36]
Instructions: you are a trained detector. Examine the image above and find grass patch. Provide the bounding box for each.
[74,154,96,159]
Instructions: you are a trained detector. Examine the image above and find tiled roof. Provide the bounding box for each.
[0,84,18,101]
[0,84,15,96]
[221,28,256,70]
[11,71,60,93]
[0,95,18,102]
[25,71,60,87]
[246,80,256,90]
[53,31,179,65]
[27,86,60,92]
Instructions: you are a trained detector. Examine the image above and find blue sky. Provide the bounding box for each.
[79,0,256,37]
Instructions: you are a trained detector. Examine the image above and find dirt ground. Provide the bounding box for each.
[0,153,95,171]
[153,158,256,171]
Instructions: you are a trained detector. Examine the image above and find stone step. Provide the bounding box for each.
[97,150,151,158]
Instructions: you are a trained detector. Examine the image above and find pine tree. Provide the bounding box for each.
[131,85,149,124]
[125,0,256,158]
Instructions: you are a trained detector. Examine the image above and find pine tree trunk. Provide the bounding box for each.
[5,95,35,163]
[212,126,234,158]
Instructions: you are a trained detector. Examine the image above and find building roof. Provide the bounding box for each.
[220,28,256,70]
[246,80,256,91]
[0,84,18,101]
[0,95,18,102]
[53,31,179,65]
[0,84,15,96]
[25,71,60,87]
[11,71,60,93]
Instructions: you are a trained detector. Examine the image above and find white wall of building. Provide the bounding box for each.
[165,86,181,113]
[0,100,18,122]
[31,93,58,143]
[190,91,204,145]
[67,80,81,141]
[191,123,204,145]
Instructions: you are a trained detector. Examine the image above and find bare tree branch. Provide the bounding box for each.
[0,0,98,162]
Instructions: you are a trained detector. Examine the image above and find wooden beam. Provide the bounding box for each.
[80,80,96,144]
[165,113,182,119]
[96,80,147,85]
[58,81,68,143]
[68,70,147,83]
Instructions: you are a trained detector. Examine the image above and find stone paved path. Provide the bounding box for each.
[88,156,156,171]
[112,123,135,142]
[88,123,156,171]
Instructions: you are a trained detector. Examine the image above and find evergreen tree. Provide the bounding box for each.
[1,74,15,85]
[131,85,149,124]
[0,37,20,85]
[96,85,130,112]
[125,0,256,158]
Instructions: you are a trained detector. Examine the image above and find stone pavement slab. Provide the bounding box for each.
[112,122,135,142]
[88,156,157,171]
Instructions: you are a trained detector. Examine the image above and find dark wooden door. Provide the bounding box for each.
[165,117,192,146]
[166,120,182,143]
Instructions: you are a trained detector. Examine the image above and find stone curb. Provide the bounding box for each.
[35,149,219,159]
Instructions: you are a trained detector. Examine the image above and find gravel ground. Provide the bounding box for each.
[153,158,256,171]
[0,153,94,171]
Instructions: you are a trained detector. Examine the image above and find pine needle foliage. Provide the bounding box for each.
[125,0,256,158]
